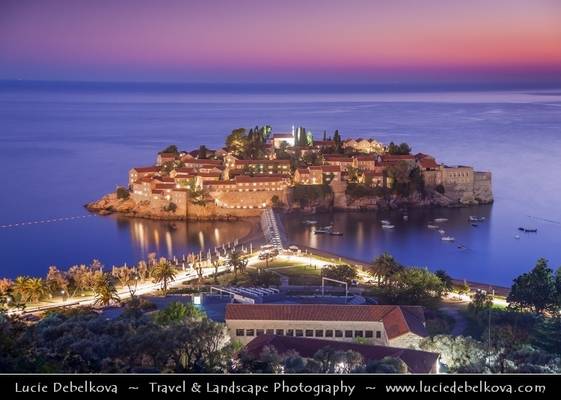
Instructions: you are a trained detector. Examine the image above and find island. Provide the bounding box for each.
[86,126,493,220]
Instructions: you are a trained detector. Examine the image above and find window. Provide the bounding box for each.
[246,329,255,337]
[275,329,284,336]
[266,329,274,335]
[315,330,324,337]
[365,330,373,338]
[286,329,294,336]
[345,330,353,338]
[236,329,244,336]
[354,330,363,337]
[335,330,343,338]
[295,329,304,337]
[256,329,265,336]
[305,329,314,337]
[376,331,382,339]
[325,330,334,337]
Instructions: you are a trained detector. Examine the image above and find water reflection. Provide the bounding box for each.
[283,206,498,283]
[113,216,253,261]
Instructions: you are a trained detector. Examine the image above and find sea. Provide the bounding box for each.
[1,81,561,286]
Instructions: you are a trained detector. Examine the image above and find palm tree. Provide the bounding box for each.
[228,250,248,277]
[93,273,120,307]
[152,260,177,294]
[13,276,47,304]
[369,253,403,287]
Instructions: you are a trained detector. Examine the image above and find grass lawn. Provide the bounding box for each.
[265,263,323,286]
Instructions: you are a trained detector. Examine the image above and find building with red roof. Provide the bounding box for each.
[225,303,428,348]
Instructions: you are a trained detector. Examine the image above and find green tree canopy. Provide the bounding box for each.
[507,258,558,314]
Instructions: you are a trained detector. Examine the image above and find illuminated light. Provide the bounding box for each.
[193,295,202,305]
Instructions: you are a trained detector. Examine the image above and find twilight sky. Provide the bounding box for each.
[1,0,561,85]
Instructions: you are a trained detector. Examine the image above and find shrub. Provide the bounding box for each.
[163,202,177,213]
[116,186,130,200]
[435,184,445,194]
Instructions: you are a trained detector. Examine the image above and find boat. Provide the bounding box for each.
[329,231,343,236]
[514,235,521,239]
[403,215,409,221]
[471,223,478,227]
[441,236,455,241]
[314,228,331,234]
[434,218,448,223]
[518,227,538,233]
[469,216,486,222]
[302,220,318,225]
[381,219,391,225]
[381,224,395,229]
[457,244,466,249]
[427,224,439,229]
[438,229,446,234]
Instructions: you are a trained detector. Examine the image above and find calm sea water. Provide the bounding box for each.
[1,82,561,285]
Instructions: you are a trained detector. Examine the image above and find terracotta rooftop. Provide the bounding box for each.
[132,166,160,173]
[225,304,428,339]
[272,133,294,139]
[186,158,222,165]
[236,159,290,165]
[244,335,439,373]
[418,158,439,169]
[324,155,353,161]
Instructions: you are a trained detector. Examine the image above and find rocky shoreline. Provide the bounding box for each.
[87,186,493,221]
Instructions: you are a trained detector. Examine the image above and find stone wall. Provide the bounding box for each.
[388,332,425,349]
[473,171,493,203]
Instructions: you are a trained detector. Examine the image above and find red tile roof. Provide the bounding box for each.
[236,159,290,165]
[132,166,160,173]
[324,155,354,162]
[382,154,415,160]
[272,133,294,139]
[244,335,439,373]
[225,304,427,339]
[418,158,439,169]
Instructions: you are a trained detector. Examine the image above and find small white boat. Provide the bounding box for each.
[427,224,439,229]
[514,235,521,239]
[381,220,391,225]
[302,220,318,225]
[403,215,409,221]
[434,218,448,223]
[438,229,446,235]
[469,216,486,222]
[381,224,395,229]
[441,236,455,241]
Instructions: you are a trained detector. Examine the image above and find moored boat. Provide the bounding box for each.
[441,236,455,241]
[329,231,343,236]
[469,216,486,222]
[381,224,395,229]
[434,218,448,223]
[427,224,438,229]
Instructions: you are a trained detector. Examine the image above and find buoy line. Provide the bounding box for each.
[0,214,94,229]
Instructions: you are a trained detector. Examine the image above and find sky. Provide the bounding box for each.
[1,0,561,85]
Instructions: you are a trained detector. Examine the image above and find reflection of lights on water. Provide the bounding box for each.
[214,228,220,243]
[165,231,173,257]
[132,221,147,254]
[198,231,205,249]
[154,229,160,248]
[357,222,364,246]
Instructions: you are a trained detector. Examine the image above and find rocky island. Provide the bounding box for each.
[86,126,493,220]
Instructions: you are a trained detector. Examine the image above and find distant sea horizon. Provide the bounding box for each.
[1,80,560,285]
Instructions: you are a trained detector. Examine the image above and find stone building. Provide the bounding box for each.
[343,138,385,154]
[225,304,428,348]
